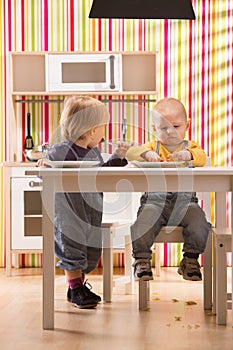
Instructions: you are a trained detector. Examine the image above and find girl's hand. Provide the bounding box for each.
[168,150,192,161]
[143,150,163,162]
[115,142,131,160]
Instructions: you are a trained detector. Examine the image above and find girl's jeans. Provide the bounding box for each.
[54,192,103,273]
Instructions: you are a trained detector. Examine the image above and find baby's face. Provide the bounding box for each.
[154,109,189,146]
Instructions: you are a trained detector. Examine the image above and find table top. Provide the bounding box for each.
[3,161,36,167]
[26,165,233,176]
[26,166,233,193]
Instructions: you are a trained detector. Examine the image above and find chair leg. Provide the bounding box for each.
[6,251,12,277]
[155,243,161,277]
[124,235,134,294]
[139,280,149,310]
[212,235,216,315]
[14,253,20,268]
[216,239,227,325]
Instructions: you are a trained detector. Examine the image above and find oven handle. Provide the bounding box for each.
[29,180,43,188]
[109,55,116,89]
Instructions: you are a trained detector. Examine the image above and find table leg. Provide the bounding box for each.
[42,179,55,330]
[216,237,227,325]
[203,232,212,310]
[102,225,113,302]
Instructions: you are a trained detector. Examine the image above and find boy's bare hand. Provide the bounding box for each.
[115,142,131,160]
[36,159,43,167]
[168,150,192,161]
[143,150,163,162]
[36,158,50,167]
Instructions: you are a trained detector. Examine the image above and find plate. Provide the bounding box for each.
[42,159,100,168]
[130,161,187,168]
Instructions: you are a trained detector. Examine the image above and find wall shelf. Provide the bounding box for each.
[14,98,157,103]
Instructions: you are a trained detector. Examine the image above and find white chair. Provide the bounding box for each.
[138,158,213,311]
[138,200,213,311]
[102,221,133,301]
[101,190,140,301]
[101,152,135,301]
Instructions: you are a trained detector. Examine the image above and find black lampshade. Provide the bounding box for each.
[89,0,196,20]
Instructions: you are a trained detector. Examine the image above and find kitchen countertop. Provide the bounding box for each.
[3,161,37,167]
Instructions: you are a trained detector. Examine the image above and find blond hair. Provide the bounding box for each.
[60,96,110,142]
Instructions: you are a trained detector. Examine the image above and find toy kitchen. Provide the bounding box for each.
[4,51,157,275]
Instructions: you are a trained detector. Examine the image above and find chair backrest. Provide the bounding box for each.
[102,152,141,223]
[102,153,140,249]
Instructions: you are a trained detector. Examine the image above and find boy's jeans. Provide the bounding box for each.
[131,192,211,259]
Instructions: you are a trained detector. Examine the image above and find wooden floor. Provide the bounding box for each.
[0,267,233,350]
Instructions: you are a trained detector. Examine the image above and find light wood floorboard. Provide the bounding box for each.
[0,267,232,350]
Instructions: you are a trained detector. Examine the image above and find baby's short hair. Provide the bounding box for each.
[154,97,188,120]
[60,96,110,142]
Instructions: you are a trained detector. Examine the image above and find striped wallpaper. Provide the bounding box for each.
[1,0,233,268]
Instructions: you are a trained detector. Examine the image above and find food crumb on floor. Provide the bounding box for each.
[172,298,179,303]
[185,300,197,305]
[174,316,182,321]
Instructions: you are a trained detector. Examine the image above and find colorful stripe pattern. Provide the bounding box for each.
[1,0,233,267]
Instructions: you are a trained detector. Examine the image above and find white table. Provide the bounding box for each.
[27,166,233,329]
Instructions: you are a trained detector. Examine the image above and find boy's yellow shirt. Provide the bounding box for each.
[126,140,207,167]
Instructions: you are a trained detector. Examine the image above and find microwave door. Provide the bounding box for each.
[47,54,121,92]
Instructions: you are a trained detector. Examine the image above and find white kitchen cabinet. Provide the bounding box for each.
[11,177,43,250]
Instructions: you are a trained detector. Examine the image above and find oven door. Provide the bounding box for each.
[46,53,122,92]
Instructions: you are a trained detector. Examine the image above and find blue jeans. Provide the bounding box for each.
[131,192,211,259]
[54,192,103,273]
